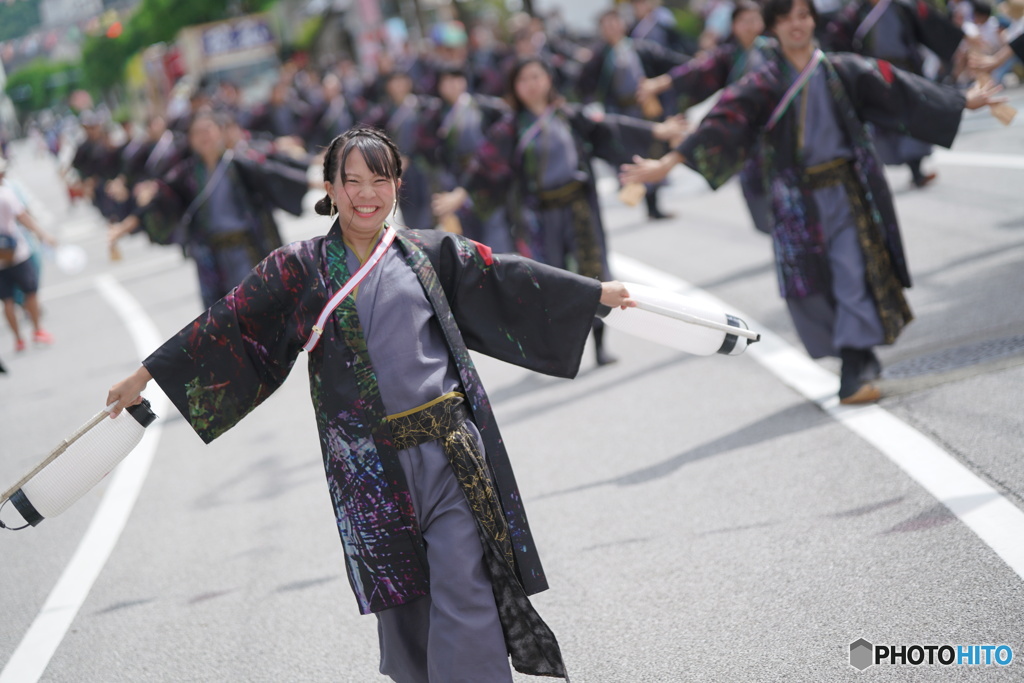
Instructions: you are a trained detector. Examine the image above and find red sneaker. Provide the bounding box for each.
[14,339,26,352]
[33,330,54,345]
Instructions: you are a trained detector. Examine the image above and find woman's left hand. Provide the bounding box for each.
[600,281,636,310]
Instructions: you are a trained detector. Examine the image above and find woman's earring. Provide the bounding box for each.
[331,201,337,216]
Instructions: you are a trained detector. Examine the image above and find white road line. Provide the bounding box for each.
[41,250,185,302]
[0,275,169,683]
[610,252,1024,582]
[933,149,1024,170]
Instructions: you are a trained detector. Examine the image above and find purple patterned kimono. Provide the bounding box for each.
[465,104,657,276]
[823,0,964,169]
[676,46,965,300]
[824,0,964,71]
[142,225,601,618]
[666,39,766,111]
[665,38,773,233]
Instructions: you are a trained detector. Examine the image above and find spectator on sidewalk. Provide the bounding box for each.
[0,157,57,352]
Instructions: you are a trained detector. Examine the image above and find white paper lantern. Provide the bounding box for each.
[2,400,156,528]
[604,282,760,357]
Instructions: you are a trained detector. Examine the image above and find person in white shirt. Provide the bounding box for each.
[0,157,56,352]
[963,0,1004,54]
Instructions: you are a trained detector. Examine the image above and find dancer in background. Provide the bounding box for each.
[824,0,964,187]
[365,72,435,230]
[636,0,774,233]
[434,57,685,365]
[125,111,307,308]
[578,9,689,219]
[621,0,1004,403]
[422,66,512,250]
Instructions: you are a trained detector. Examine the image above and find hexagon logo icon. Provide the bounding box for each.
[850,639,874,670]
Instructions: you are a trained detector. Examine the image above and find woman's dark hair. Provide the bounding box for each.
[762,0,818,30]
[437,64,467,81]
[187,108,225,133]
[314,127,404,216]
[971,0,993,18]
[505,56,558,112]
[732,0,763,24]
[434,64,468,98]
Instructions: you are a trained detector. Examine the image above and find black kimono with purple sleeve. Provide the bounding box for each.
[577,39,690,113]
[665,40,770,111]
[1013,33,1024,62]
[464,105,657,273]
[824,0,964,71]
[137,152,306,249]
[662,38,774,232]
[142,226,601,618]
[676,48,965,300]
[466,105,657,211]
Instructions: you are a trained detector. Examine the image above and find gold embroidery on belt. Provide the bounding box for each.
[386,391,465,421]
[386,391,516,568]
[805,156,851,176]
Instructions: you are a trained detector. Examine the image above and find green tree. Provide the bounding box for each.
[0,0,42,43]
[5,59,79,113]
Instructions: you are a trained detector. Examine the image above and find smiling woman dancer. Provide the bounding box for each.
[106,127,633,682]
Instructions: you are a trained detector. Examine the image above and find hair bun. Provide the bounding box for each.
[314,194,334,216]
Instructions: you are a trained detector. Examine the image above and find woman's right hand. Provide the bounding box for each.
[133,180,159,208]
[619,152,682,186]
[964,80,1006,110]
[637,75,671,105]
[105,176,130,203]
[106,366,153,418]
[108,216,139,247]
[432,188,468,217]
[600,280,636,310]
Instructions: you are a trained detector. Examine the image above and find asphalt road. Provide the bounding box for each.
[1,90,1023,682]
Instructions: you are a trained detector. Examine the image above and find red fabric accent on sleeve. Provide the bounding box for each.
[472,240,494,265]
[878,59,895,84]
[917,0,928,19]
